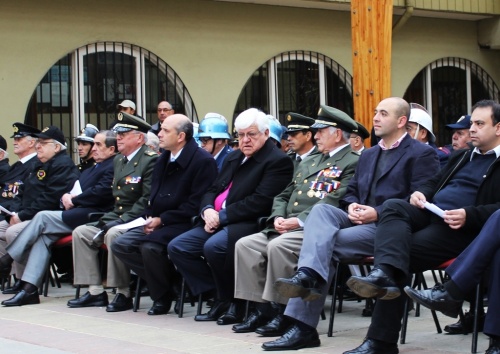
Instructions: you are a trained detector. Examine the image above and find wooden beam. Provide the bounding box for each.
[351,0,393,143]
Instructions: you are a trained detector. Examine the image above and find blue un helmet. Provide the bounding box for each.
[75,123,99,143]
[197,113,231,140]
[266,115,284,147]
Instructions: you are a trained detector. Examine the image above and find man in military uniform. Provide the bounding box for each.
[0,130,117,305]
[197,113,233,171]
[68,112,158,313]
[350,121,370,155]
[284,112,317,170]
[75,124,99,172]
[0,126,80,276]
[0,123,40,222]
[232,105,359,335]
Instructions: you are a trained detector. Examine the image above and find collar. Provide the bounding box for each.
[125,146,142,162]
[378,132,408,150]
[20,152,37,164]
[471,144,500,160]
[299,146,316,160]
[329,143,350,157]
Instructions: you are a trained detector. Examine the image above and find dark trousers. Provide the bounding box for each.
[368,199,476,343]
[112,230,172,301]
[168,226,231,300]
[446,209,500,337]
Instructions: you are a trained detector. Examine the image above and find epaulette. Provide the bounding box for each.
[438,146,451,155]
[145,150,157,156]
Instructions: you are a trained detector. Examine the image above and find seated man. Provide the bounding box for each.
[446,114,472,152]
[75,124,99,172]
[197,113,233,170]
[345,99,500,354]
[68,112,158,312]
[349,121,370,155]
[168,108,294,325]
[405,208,500,354]
[112,114,218,316]
[265,97,440,351]
[0,130,117,305]
[0,123,40,222]
[233,105,359,335]
[0,126,80,277]
[283,112,317,170]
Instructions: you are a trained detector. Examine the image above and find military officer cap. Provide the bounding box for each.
[285,112,316,133]
[311,104,357,132]
[354,121,370,140]
[11,122,41,138]
[113,112,151,133]
[32,126,67,145]
[0,136,6,151]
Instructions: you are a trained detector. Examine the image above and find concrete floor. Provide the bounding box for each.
[0,282,489,354]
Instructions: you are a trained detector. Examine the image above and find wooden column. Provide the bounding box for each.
[351,0,393,141]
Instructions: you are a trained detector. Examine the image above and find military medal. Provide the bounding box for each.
[37,170,46,180]
[307,190,315,198]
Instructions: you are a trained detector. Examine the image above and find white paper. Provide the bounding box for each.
[423,202,444,218]
[0,205,14,216]
[114,217,147,230]
[70,180,82,196]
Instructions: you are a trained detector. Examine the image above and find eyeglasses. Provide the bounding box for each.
[36,140,55,146]
[199,138,212,145]
[238,131,262,140]
[157,108,173,112]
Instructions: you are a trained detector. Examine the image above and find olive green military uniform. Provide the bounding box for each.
[72,145,158,288]
[235,144,359,304]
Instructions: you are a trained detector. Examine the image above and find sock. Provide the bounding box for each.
[298,267,324,282]
[116,287,130,298]
[0,254,13,267]
[21,281,37,294]
[88,285,104,295]
[444,280,465,301]
[295,319,315,332]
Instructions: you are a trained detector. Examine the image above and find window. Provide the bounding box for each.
[25,42,197,153]
[404,57,499,145]
[234,51,353,124]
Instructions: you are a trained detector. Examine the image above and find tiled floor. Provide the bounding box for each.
[0,283,489,353]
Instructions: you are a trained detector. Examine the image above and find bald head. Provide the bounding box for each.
[158,114,193,155]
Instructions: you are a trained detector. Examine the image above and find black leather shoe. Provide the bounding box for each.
[444,311,485,334]
[346,268,400,300]
[343,337,398,354]
[147,297,172,315]
[194,300,230,321]
[0,264,12,279]
[486,338,500,354]
[2,279,22,295]
[1,289,40,306]
[256,314,294,337]
[217,301,244,325]
[232,311,270,333]
[67,291,109,308]
[106,293,133,312]
[274,270,322,301]
[404,283,462,318]
[261,325,320,351]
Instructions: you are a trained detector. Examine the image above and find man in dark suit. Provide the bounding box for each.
[263,97,440,351]
[0,126,80,276]
[405,208,500,354]
[233,105,359,335]
[112,114,218,316]
[0,131,117,305]
[168,108,294,324]
[345,100,500,354]
[69,112,158,312]
[0,123,40,221]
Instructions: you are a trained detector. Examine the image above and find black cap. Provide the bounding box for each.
[311,105,357,132]
[32,126,66,145]
[354,122,370,140]
[0,136,6,151]
[285,112,316,132]
[446,115,471,130]
[11,122,41,138]
[113,112,151,133]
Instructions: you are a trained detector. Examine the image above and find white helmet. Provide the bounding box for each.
[409,106,435,143]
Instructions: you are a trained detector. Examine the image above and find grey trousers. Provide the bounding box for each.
[72,223,127,287]
[284,204,377,328]
[0,219,30,276]
[234,230,303,305]
[7,211,70,287]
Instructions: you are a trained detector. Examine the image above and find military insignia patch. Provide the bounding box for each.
[117,112,124,121]
[13,125,19,133]
[287,115,292,121]
[42,127,50,133]
[37,170,46,180]
[125,176,142,184]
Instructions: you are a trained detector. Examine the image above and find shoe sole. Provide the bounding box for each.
[262,338,320,351]
[347,278,400,300]
[403,287,460,318]
[2,299,40,306]
[67,301,109,308]
[274,281,322,302]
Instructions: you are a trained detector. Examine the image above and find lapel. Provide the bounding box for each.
[115,145,146,182]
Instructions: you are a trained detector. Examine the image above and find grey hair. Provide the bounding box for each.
[234,108,269,133]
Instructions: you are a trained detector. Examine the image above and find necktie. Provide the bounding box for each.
[214,182,232,211]
[296,156,302,162]
[122,157,128,164]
